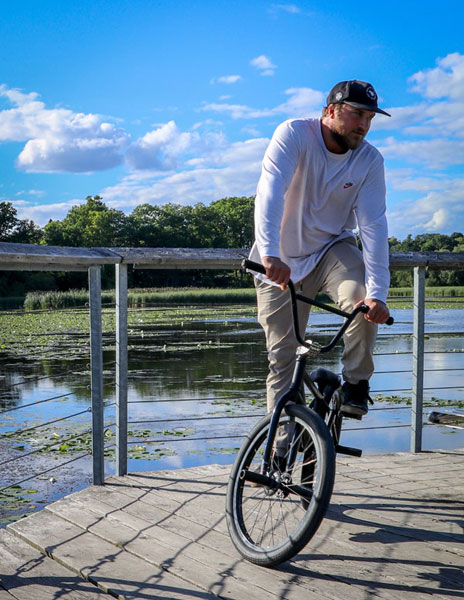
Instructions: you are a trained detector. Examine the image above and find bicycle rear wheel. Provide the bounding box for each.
[226,404,335,567]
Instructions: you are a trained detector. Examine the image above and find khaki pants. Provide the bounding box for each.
[256,239,378,412]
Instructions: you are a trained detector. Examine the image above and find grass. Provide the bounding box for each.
[19,285,464,310]
[389,286,464,298]
[23,287,259,310]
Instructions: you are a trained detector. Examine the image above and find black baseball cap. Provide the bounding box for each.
[326,80,391,117]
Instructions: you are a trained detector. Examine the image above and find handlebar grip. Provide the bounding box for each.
[241,258,266,275]
[359,303,394,325]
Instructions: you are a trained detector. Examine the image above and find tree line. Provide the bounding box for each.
[0,195,254,295]
[0,195,463,296]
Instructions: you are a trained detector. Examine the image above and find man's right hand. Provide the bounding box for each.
[262,256,291,288]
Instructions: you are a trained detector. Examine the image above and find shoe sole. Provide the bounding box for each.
[340,405,368,417]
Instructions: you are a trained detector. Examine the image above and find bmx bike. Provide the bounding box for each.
[225,258,393,567]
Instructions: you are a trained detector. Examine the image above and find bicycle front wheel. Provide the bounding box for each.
[226,404,335,567]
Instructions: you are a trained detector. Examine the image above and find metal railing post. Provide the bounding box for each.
[89,266,104,484]
[116,263,128,476]
[411,265,426,452]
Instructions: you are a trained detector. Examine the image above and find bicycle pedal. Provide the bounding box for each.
[336,444,362,457]
[339,410,363,420]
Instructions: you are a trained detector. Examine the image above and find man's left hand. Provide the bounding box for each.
[355,298,390,324]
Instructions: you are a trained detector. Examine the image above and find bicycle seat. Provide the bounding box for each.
[310,368,341,390]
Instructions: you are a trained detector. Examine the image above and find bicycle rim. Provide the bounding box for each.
[226,404,335,567]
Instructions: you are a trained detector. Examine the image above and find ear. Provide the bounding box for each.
[327,103,337,118]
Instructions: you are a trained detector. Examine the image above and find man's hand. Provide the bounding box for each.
[262,256,291,289]
[355,298,390,324]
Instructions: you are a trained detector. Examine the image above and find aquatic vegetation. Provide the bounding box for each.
[1,302,463,526]
[0,485,40,523]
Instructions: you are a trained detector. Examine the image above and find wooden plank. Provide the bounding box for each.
[42,492,393,600]
[0,530,107,599]
[113,247,246,269]
[43,498,296,600]
[329,495,464,549]
[7,511,218,599]
[103,478,229,534]
[5,451,464,600]
[58,484,235,557]
[52,479,462,599]
[0,242,120,269]
[51,453,464,599]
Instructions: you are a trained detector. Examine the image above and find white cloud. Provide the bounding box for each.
[125,121,199,171]
[191,118,224,130]
[27,189,46,197]
[276,88,325,118]
[387,178,464,237]
[250,55,277,76]
[270,4,301,14]
[370,104,426,131]
[18,134,127,172]
[409,52,464,100]
[0,85,129,172]
[102,136,269,211]
[241,126,262,137]
[201,101,273,119]
[423,207,450,230]
[378,136,464,169]
[202,87,324,119]
[216,75,242,84]
[15,200,84,226]
[372,53,464,140]
[386,168,446,193]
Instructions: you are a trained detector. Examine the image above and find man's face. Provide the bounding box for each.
[329,103,375,151]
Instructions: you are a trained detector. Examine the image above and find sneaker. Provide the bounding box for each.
[341,380,371,417]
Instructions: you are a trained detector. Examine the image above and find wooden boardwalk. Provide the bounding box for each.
[1,449,463,599]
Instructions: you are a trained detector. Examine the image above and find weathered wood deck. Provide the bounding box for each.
[1,449,463,599]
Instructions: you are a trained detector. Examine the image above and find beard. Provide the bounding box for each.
[329,127,365,151]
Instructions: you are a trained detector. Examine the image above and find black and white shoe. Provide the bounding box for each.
[341,380,371,417]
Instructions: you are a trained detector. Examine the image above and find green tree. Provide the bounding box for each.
[207,196,254,248]
[0,201,42,243]
[389,232,464,287]
[43,196,129,247]
[127,203,195,247]
[0,202,17,240]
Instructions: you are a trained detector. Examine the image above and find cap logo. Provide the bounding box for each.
[335,91,343,101]
[366,86,377,100]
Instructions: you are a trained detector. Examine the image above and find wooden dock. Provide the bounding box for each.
[1,449,463,599]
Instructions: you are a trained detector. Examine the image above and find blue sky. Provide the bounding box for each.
[0,0,463,240]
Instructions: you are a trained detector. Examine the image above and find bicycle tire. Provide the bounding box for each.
[226,404,336,567]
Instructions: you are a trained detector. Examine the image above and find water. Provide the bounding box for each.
[0,305,463,523]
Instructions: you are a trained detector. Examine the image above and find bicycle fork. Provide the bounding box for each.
[261,352,308,476]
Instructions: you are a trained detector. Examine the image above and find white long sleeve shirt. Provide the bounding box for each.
[249,118,390,303]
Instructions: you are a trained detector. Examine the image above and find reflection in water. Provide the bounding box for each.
[1,307,463,490]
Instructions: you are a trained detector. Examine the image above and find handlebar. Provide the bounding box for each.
[242,258,393,354]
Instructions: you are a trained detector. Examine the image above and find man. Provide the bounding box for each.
[249,80,391,418]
